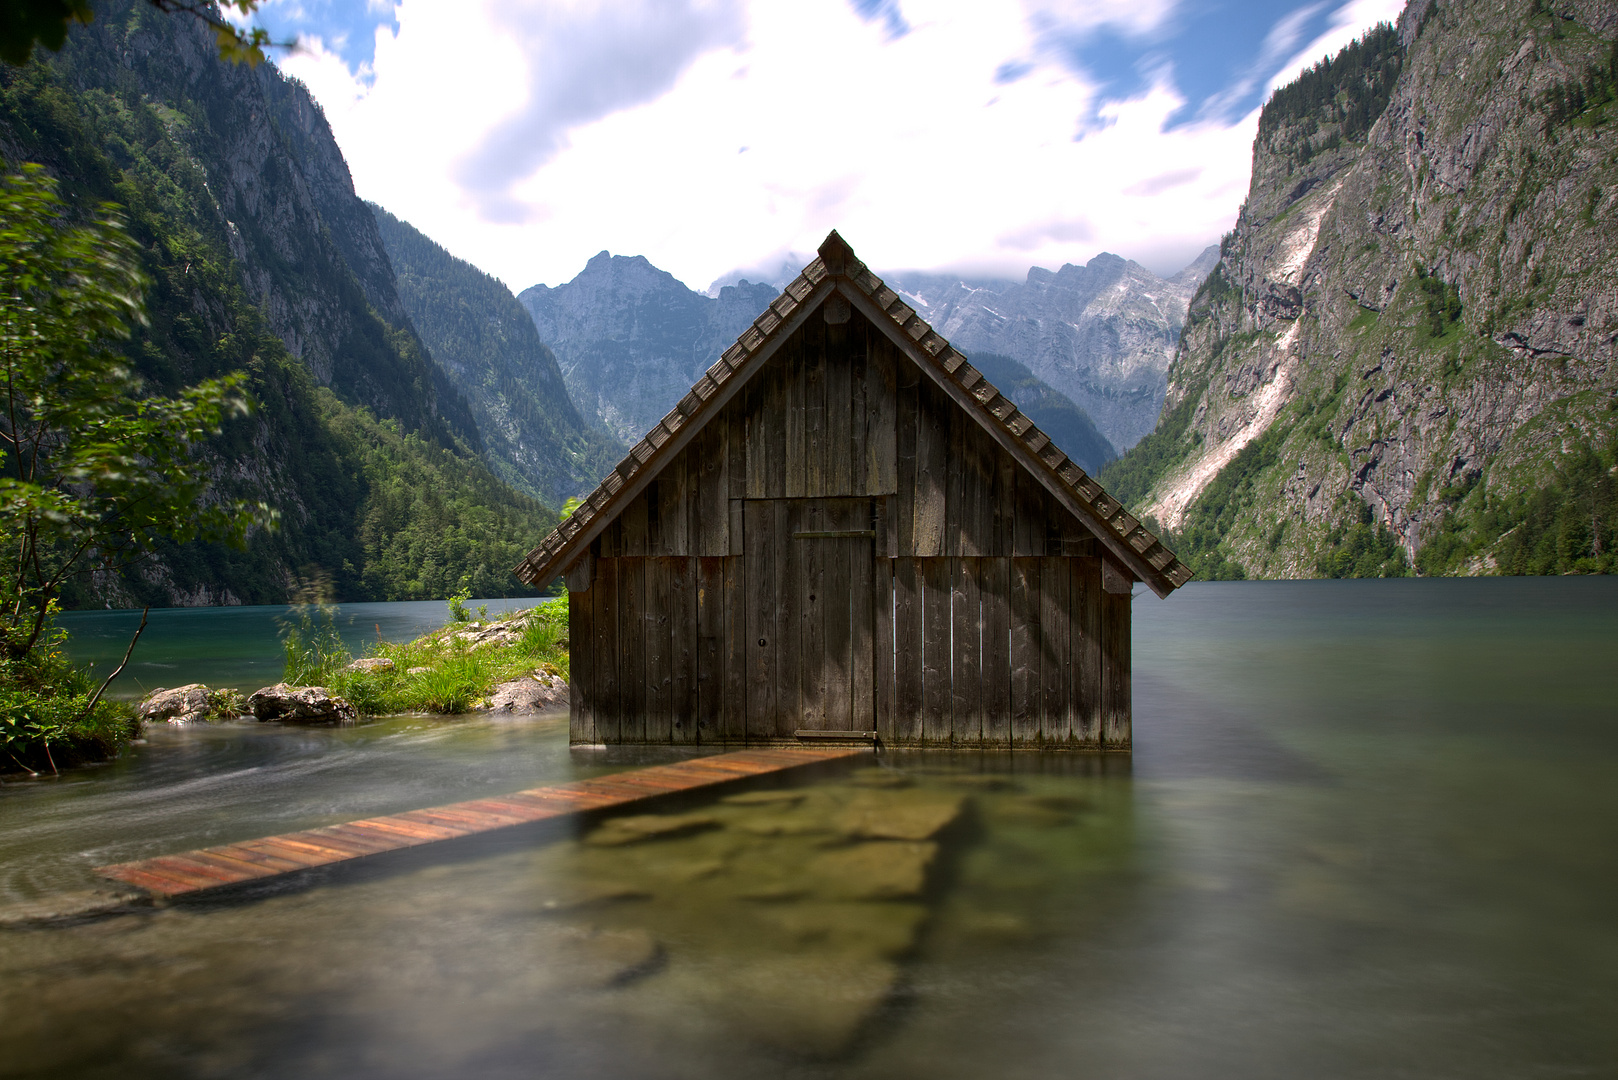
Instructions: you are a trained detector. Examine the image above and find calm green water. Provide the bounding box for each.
[2,578,1615,1079]
[55,597,542,697]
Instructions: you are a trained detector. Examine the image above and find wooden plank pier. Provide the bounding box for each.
[96,746,866,899]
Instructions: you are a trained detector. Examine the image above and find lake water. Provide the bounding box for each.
[3,579,1616,1079]
[52,597,545,697]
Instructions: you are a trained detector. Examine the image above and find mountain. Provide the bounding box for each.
[370,206,623,505]
[519,254,780,443]
[887,246,1220,453]
[1,1,553,605]
[1102,1,1618,579]
[963,353,1116,473]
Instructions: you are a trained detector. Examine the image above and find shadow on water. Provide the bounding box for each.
[3,580,1616,1078]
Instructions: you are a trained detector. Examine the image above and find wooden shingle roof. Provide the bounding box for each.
[515,231,1192,598]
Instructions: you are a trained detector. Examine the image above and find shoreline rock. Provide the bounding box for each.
[247,683,358,724]
[137,684,229,724]
[481,670,568,714]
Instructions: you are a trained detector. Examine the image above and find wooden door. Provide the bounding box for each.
[745,498,876,738]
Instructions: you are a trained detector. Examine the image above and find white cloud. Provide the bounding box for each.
[278,0,1392,293]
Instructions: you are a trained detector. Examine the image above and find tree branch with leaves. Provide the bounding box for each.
[0,164,272,661]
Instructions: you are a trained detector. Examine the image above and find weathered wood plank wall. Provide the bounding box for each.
[567,310,1131,749]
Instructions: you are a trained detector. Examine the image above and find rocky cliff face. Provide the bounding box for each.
[0,2,552,605]
[1106,0,1618,578]
[519,254,779,443]
[890,247,1219,453]
[372,206,623,505]
[40,0,478,448]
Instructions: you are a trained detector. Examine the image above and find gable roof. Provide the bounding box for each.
[515,231,1192,598]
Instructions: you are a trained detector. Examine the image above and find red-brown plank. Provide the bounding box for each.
[96,746,867,897]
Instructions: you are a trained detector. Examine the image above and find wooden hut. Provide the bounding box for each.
[515,232,1191,750]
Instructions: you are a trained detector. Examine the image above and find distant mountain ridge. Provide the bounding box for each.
[371,206,623,505]
[518,247,1212,468]
[519,254,779,443]
[887,246,1220,453]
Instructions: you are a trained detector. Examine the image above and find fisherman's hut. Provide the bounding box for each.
[515,232,1191,750]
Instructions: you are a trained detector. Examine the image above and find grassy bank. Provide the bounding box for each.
[282,598,570,715]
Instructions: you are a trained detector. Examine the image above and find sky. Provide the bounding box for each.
[246,0,1408,293]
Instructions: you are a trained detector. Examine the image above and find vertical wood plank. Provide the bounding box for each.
[645,557,675,743]
[622,490,648,558]
[658,464,687,556]
[728,399,747,500]
[945,410,964,558]
[892,556,922,743]
[592,557,621,745]
[851,536,875,734]
[950,557,982,744]
[618,558,646,744]
[745,378,767,499]
[920,557,952,745]
[569,585,594,744]
[600,516,622,559]
[895,359,918,555]
[766,358,788,500]
[992,448,1016,557]
[696,420,727,556]
[799,503,826,731]
[723,555,746,743]
[696,556,724,743]
[1014,470,1045,557]
[784,334,806,499]
[1071,556,1103,747]
[1038,555,1069,746]
[804,319,827,497]
[913,383,947,557]
[872,552,893,742]
[743,500,776,742]
[867,329,898,495]
[1101,565,1130,750]
[849,327,869,498]
[670,557,697,743]
[981,556,1011,746]
[827,321,852,497]
[824,534,855,729]
[779,499,805,733]
[1009,557,1040,746]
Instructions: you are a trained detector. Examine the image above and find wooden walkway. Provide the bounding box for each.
[96,745,866,899]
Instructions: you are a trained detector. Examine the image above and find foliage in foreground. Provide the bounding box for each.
[281,598,569,716]
[0,620,137,774]
[0,164,264,657]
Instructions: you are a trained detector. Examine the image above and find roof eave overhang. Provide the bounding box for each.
[834,282,1180,599]
[516,277,839,589]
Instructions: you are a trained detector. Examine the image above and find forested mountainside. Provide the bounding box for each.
[519,253,779,442]
[1104,0,1618,579]
[0,1,553,605]
[890,247,1219,453]
[371,206,623,505]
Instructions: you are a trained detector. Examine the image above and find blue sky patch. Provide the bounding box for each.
[1048,0,1343,128]
[260,0,399,75]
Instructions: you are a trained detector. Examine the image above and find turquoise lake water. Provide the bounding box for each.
[2,578,1615,1079]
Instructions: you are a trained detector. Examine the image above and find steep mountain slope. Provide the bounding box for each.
[371,205,623,505]
[1105,1,1618,578]
[890,247,1219,452]
[0,2,552,604]
[519,254,779,442]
